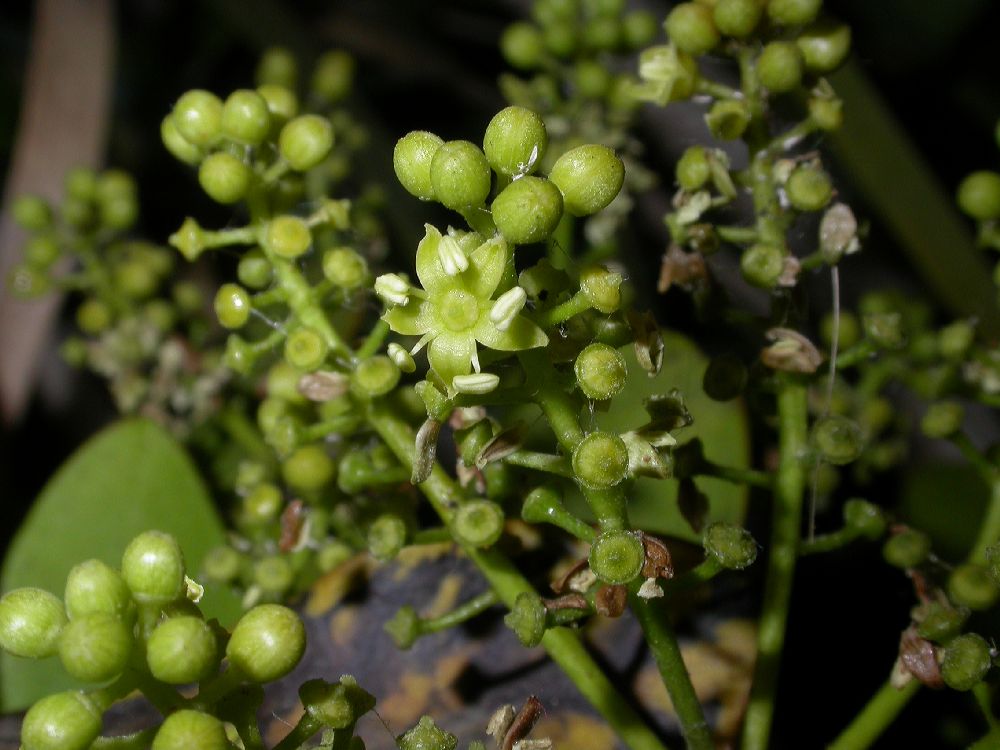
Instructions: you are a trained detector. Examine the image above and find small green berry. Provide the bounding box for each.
[589,530,645,585]
[665,3,720,56]
[398,716,458,750]
[676,145,711,191]
[242,483,283,526]
[430,140,492,210]
[76,298,112,335]
[575,59,613,98]
[213,283,251,330]
[767,0,821,26]
[256,47,298,88]
[120,530,186,605]
[548,144,624,216]
[786,165,833,212]
[740,243,784,288]
[311,50,355,103]
[279,114,335,171]
[264,215,312,259]
[575,343,627,400]
[227,604,305,682]
[323,247,368,289]
[809,95,843,131]
[948,564,1000,611]
[842,499,886,540]
[483,106,548,178]
[572,431,629,490]
[500,22,545,70]
[453,500,505,548]
[883,529,931,569]
[797,22,851,73]
[257,84,299,124]
[582,16,620,52]
[12,195,53,230]
[917,601,969,644]
[171,90,223,147]
[221,89,271,145]
[58,612,132,683]
[21,691,101,750]
[152,709,229,750]
[253,555,294,595]
[958,171,1000,220]
[202,545,243,583]
[282,444,335,493]
[368,514,407,561]
[921,401,964,439]
[147,616,218,684]
[623,11,659,48]
[198,151,250,204]
[161,115,203,165]
[938,320,974,360]
[237,248,273,289]
[702,354,747,401]
[225,334,256,375]
[813,415,863,465]
[758,42,804,93]
[394,131,444,201]
[704,523,758,569]
[940,633,992,691]
[504,591,546,647]
[23,236,60,269]
[65,167,98,201]
[713,0,762,38]
[543,24,577,58]
[491,176,564,245]
[113,259,157,299]
[0,588,67,658]
[64,560,133,622]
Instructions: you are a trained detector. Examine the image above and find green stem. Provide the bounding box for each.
[366,400,667,750]
[827,678,919,750]
[742,379,808,750]
[459,206,497,236]
[411,527,454,545]
[536,290,592,328]
[716,225,759,245]
[695,77,739,100]
[422,589,498,633]
[503,450,574,477]
[355,319,389,359]
[970,478,1000,564]
[666,557,723,594]
[697,460,772,490]
[266,253,350,358]
[271,713,323,750]
[798,526,860,556]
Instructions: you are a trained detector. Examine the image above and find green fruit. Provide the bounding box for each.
[351,355,401,398]
[254,555,294,595]
[491,176,563,245]
[841,499,886,540]
[740,244,784,288]
[575,343,627,400]
[580,265,623,313]
[264,215,312,259]
[500,22,545,70]
[147,616,218,684]
[665,3,720,56]
[548,144,624,216]
[572,431,629,489]
[430,140,492,210]
[323,247,368,289]
[221,89,271,145]
[64,560,133,622]
[676,145,711,191]
[120,530,186,604]
[171,90,223,147]
[152,710,229,750]
[368,514,407,561]
[282,444,335,492]
[161,115,203,165]
[76,298,112,334]
[812,415,863,465]
[921,401,964,439]
[0,588,67,658]
[589,530,645,584]
[940,633,992,691]
[758,42,804,93]
[713,0,762,38]
[12,195,53,230]
[483,106,548,177]
[227,604,306,682]
[280,114,334,171]
[957,171,1000,220]
[622,11,659,49]
[257,84,299,124]
[213,283,251,330]
[917,602,968,644]
[57,612,132,683]
[882,529,930,569]
[21,691,102,750]
[237,248,273,289]
[786,165,833,212]
[394,131,444,201]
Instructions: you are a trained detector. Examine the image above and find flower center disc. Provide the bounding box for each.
[439,289,479,332]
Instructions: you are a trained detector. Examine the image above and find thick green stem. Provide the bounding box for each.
[536,290,592,328]
[271,713,323,750]
[742,380,808,750]
[365,400,667,750]
[422,590,498,634]
[827,678,919,750]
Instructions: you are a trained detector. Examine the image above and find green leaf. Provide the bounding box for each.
[0,418,241,710]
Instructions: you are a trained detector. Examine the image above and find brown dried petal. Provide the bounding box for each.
[475,422,527,469]
[279,499,305,553]
[898,626,942,689]
[542,594,589,611]
[595,585,628,618]
[639,532,674,580]
[658,243,708,294]
[777,256,801,288]
[550,559,590,595]
[502,696,544,750]
[297,371,350,402]
[628,310,664,376]
[411,418,442,484]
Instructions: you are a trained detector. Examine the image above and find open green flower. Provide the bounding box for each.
[379,224,547,391]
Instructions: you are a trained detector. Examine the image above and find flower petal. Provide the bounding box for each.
[427,331,475,385]
[383,299,430,336]
[462,235,509,299]
[415,224,453,295]
[475,314,548,352]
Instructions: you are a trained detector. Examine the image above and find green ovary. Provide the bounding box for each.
[438,289,480,332]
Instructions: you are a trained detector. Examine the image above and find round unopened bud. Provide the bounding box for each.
[0,588,67,658]
[492,176,563,245]
[58,613,132,683]
[842,499,886,540]
[580,265,623,313]
[939,321,974,360]
[172,90,222,147]
[198,152,251,204]
[940,633,992,692]
[311,50,355,103]
[121,530,185,604]
[152,710,229,750]
[483,106,547,177]
[24,235,60,269]
[227,604,305,683]
[352,355,401,398]
[702,354,747,401]
[323,247,368,289]
[503,591,546,647]
[257,84,299,124]
[384,605,420,650]
[64,560,132,622]
[368,514,407,562]
[256,47,298,88]
[430,140,492,210]
[12,195,52,230]
[279,114,334,171]
[812,415,863,465]
[958,171,1000,220]
[221,89,271,145]
[214,283,251,330]
[76,298,112,335]
[713,0,762,38]
[676,145,711,191]
[917,601,969,644]
[758,42,803,93]
[575,343,627,400]
[665,3,719,56]
[704,523,758,569]
[623,11,659,48]
[202,545,243,583]
[238,249,272,289]
[740,243,784,288]
[394,131,444,201]
[254,555,294,595]
[282,444,334,493]
[548,144,624,216]
[264,215,312,259]
[147,616,218,684]
[921,401,964,440]
[572,431,629,489]
[882,529,931,569]
[767,0,821,26]
[797,22,851,73]
[398,716,458,750]
[161,115,203,165]
[589,530,645,585]
[500,22,545,70]
[454,500,505,548]
[948,564,1000,611]
[786,165,833,212]
[21,691,102,750]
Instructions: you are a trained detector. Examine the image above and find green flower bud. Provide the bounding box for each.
[582,16,620,52]
[543,24,578,58]
[323,246,368,289]
[917,601,969,644]
[317,540,353,572]
[221,89,271,145]
[704,522,758,569]
[957,171,1000,220]
[384,605,420,650]
[388,343,417,374]
[882,529,931,569]
[152,709,229,750]
[394,131,444,201]
[713,0,762,38]
[842,499,886,540]
[225,334,256,375]
[202,545,243,583]
[676,145,711,191]
[491,176,564,246]
[76,298,112,335]
[256,47,298,89]
[454,500,505,548]
[285,327,328,371]
[12,195,53,231]
[282,444,334,493]
[64,560,133,623]
[767,0,821,26]
[797,22,851,73]
[940,633,992,692]
[121,530,186,604]
[589,530,645,585]
[147,615,218,684]
[64,167,97,201]
[257,83,299,125]
[238,248,273,290]
[483,106,547,178]
[161,115,203,165]
[572,431,629,489]
[702,354,747,401]
[948,564,1000,611]
[311,50,355,104]
[368,514,407,562]
[757,42,804,94]
[740,243,784,288]
[809,95,843,131]
[21,691,102,750]
[921,401,964,440]
[504,591,547,647]
[253,555,294,595]
[786,165,833,212]
[623,11,659,48]
[705,99,751,141]
[398,716,458,750]
[575,58,613,98]
[430,140,492,210]
[100,183,137,231]
[213,283,251,330]
[580,264,623,313]
[280,114,335,171]
[242,482,283,526]
[500,22,545,70]
[812,415,863,465]
[938,320,975,360]
[198,152,251,204]
[575,343,627,400]
[227,604,305,683]
[264,215,312,259]
[0,588,67,658]
[548,144,624,216]
[352,355,401,398]
[665,3,720,56]
[171,90,223,147]
[58,612,132,683]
